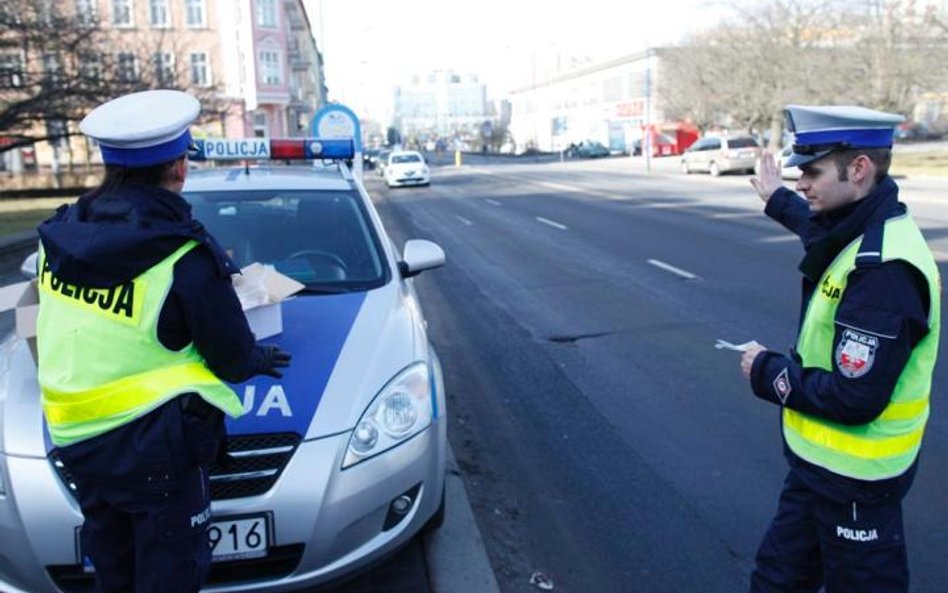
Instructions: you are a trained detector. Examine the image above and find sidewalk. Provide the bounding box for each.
[424,447,501,593]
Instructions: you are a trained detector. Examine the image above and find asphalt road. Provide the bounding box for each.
[368,157,948,593]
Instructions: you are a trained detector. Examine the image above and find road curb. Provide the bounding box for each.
[0,232,37,256]
[422,446,500,593]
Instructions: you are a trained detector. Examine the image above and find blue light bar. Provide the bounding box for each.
[189,138,356,161]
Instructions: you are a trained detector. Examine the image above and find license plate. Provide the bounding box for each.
[77,514,271,569]
[210,515,270,561]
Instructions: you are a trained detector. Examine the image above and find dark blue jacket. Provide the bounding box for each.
[750,177,929,503]
[38,182,267,383]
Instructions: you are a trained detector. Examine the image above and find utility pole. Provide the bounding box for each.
[644,49,652,174]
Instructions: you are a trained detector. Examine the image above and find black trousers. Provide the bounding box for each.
[57,397,224,593]
[751,469,909,593]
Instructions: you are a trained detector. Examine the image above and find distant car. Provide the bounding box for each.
[384,150,430,188]
[681,136,761,176]
[362,148,381,170]
[755,145,801,180]
[376,149,392,177]
[569,140,610,158]
[895,121,944,142]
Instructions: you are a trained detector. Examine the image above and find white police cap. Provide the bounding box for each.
[784,105,905,168]
[79,90,200,167]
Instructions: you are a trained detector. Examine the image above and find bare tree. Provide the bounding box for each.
[0,0,229,155]
[657,0,948,147]
[837,0,948,113]
[0,1,129,152]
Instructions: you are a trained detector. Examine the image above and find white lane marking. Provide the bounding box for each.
[711,211,760,219]
[485,199,502,206]
[538,181,585,193]
[536,217,568,230]
[757,235,798,243]
[647,259,699,280]
[455,215,473,226]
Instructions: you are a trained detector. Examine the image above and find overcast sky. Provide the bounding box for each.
[302,0,727,123]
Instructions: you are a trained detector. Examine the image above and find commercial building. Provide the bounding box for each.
[393,70,488,140]
[508,49,670,155]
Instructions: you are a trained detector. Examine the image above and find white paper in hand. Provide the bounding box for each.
[714,339,760,352]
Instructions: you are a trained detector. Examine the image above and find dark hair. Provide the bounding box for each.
[99,156,183,193]
[831,148,892,183]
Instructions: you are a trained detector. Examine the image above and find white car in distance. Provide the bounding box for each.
[384,151,430,188]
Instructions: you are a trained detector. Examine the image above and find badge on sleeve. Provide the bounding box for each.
[835,328,879,379]
[773,368,792,404]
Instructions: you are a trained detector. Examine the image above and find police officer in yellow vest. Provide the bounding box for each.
[743,105,939,592]
[36,90,291,593]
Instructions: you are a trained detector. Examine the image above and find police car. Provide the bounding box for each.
[0,138,448,592]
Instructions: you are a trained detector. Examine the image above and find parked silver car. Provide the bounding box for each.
[681,136,761,176]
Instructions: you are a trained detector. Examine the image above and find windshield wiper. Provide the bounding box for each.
[299,284,352,294]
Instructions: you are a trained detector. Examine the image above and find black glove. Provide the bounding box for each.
[259,345,292,378]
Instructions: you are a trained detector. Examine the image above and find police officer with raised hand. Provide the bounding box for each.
[742,105,940,592]
[35,90,291,593]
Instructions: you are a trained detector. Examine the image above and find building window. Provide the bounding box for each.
[112,0,133,26]
[628,71,646,99]
[79,52,103,82]
[185,0,206,27]
[259,50,281,85]
[0,52,24,88]
[154,52,175,86]
[603,77,623,102]
[75,0,97,25]
[117,52,138,82]
[252,111,267,137]
[189,52,210,86]
[43,53,63,86]
[150,0,170,27]
[256,0,278,27]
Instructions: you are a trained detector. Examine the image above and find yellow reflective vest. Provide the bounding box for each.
[785,214,940,480]
[37,240,244,447]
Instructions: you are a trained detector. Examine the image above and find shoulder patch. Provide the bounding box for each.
[835,328,878,379]
[773,368,792,404]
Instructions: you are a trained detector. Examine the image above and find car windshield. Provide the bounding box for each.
[391,154,422,164]
[186,189,387,292]
[728,137,759,148]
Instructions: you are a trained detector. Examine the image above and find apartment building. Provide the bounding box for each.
[0,0,327,172]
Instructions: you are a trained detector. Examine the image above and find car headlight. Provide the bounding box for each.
[343,362,432,469]
[422,167,429,175]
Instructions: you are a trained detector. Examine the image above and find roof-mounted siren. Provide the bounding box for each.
[189,137,355,164]
[311,103,363,180]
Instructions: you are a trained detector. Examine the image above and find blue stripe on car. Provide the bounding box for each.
[226,292,367,436]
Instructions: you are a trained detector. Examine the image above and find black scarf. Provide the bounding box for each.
[798,176,904,282]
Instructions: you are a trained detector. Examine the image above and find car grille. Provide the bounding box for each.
[49,432,302,502]
[209,432,301,500]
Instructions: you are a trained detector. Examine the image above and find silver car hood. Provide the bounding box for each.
[0,334,44,458]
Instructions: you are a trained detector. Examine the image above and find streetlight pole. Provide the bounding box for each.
[644,49,652,174]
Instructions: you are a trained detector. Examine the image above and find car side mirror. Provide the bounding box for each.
[21,251,38,279]
[399,240,445,278]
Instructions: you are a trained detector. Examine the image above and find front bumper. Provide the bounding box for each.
[0,419,446,593]
[387,173,430,186]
